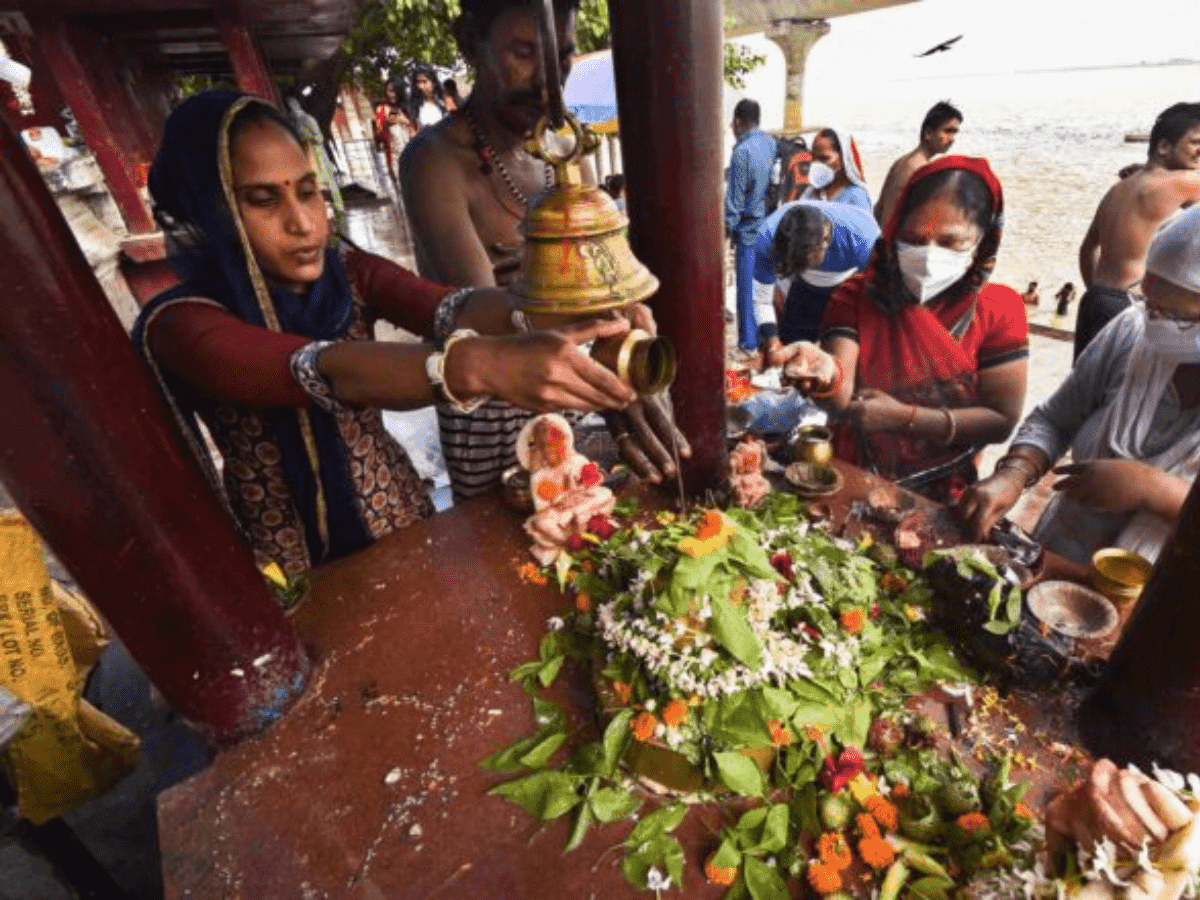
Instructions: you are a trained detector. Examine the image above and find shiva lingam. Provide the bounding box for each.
[513,112,675,397]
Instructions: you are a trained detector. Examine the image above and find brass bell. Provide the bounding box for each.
[513,113,660,317]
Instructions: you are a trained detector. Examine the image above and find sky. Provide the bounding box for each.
[804,0,1200,83]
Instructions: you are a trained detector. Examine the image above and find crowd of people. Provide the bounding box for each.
[732,96,1200,567]
[132,0,1200,586]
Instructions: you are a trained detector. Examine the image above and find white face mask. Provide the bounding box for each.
[800,266,858,288]
[1142,313,1200,364]
[808,161,835,189]
[895,240,977,303]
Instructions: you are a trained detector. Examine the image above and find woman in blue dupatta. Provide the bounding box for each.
[133,90,636,576]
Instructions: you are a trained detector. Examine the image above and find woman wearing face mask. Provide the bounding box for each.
[801,127,873,213]
[770,156,1028,502]
[133,91,638,576]
[958,205,1200,565]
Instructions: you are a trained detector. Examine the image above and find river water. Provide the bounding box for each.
[804,62,1200,325]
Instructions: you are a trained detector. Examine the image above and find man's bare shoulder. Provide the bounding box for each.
[400,116,475,186]
[890,148,927,179]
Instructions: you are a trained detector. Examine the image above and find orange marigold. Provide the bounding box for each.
[1014,801,1035,820]
[859,835,896,869]
[612,680,633,706]
[575,592,592,613]
[879,571,910,594]
[890,782,911,798]
[662,699,689,728]
[957,812,991,836]
[866,796,898,832]
[536,480,562,503]
[817,832,853,872]
[768,719,795,747]
[703,853,738,886]
[516,562,548,586]
[840,608,866,635]
[631,711,658,742]
[806,861,843,895]
[856,812,881,840]
[696,509,725,540]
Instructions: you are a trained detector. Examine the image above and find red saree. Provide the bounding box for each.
[819,156,1028,501]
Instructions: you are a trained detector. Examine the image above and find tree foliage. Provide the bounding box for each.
[294,0,764,130]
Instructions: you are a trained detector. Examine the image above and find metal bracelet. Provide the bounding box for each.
[433,287,476,349]
[289,340,341,413]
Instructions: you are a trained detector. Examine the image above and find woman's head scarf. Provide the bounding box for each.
[820,126,867,187]
[867,154,1004,314]
[134,90,371,564]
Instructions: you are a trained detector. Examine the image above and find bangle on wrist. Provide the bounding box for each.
[809,357,843,400]
[940,406,957,445]
[426,329,490,413]
[433,287,476,347]
[996,455,1040,489]
[903,404,918,433]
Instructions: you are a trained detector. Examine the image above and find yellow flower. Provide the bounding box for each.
[678,510,735,558]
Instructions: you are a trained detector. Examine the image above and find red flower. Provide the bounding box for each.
[565,532,588,553]
[579,461,602,487]
[802,624,822,640]
[770,551,795,581]
[586,515,616,540]
[870,604,881,619]
[822,747,867,793]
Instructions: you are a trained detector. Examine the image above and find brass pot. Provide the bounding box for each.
[1090,548,1153,606]
[590,328,677,395]
[790,424,834,469]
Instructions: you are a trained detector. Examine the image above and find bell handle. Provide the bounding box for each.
[537,0,566,130]
[525,112,601,183]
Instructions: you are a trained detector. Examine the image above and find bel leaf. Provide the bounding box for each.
[518,731,566,769]
[537,655,565,688]
[489,771,582,820]
[715,751,766,798]
[601,708,633,775]
[743,856,790,900]
[591,786,642,823]
[711,595,763,671]
[626,803,688,846]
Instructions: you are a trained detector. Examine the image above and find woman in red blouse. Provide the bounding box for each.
[134,90,637,575]
[772,156,1028,501]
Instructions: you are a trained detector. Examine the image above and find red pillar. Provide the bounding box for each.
[608,0,727,494]
[1080,478,1200,771]
[32,15,156,235]
[215,4,279,104]
[0,115,308,743]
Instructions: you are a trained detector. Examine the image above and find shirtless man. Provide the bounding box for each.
[1075,102,1200,360]
[873,101,962,227]
[401,0,687,499]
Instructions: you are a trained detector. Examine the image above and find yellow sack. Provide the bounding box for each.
[0,512,139,824]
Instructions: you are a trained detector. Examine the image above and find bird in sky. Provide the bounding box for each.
[915,34,963,57]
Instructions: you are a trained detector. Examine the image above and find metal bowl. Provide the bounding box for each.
[501,466,534,515]
[1090,548,1152,606]
[1027,580,1119,639]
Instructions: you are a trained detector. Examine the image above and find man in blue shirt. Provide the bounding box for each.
[752,200,880,350]
[724,99,777,351]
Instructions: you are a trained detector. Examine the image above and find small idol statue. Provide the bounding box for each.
[729,436,770,509]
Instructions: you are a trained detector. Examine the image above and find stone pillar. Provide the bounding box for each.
[765,18,830,135]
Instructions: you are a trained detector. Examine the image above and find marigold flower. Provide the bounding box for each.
[904,604,925,622]
[840,608,865,635]
[679,510,734,557]
[806,861,843,894]
[866,796,898,832]
[1014,801,1034,820]
[631,711,658,742]
[574,592,592,613]
[662,699,688,728]
[612,680,633,706]
[858,835,896,869]
[956,811,991,836]
[516,562,548,585]
[768,719,794,747]
[817,832,853,871]
[890,783,911,799]
[880,571,909,594]
[536,480,561,503]
[856,812,881,840]
[703,853,738,885]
